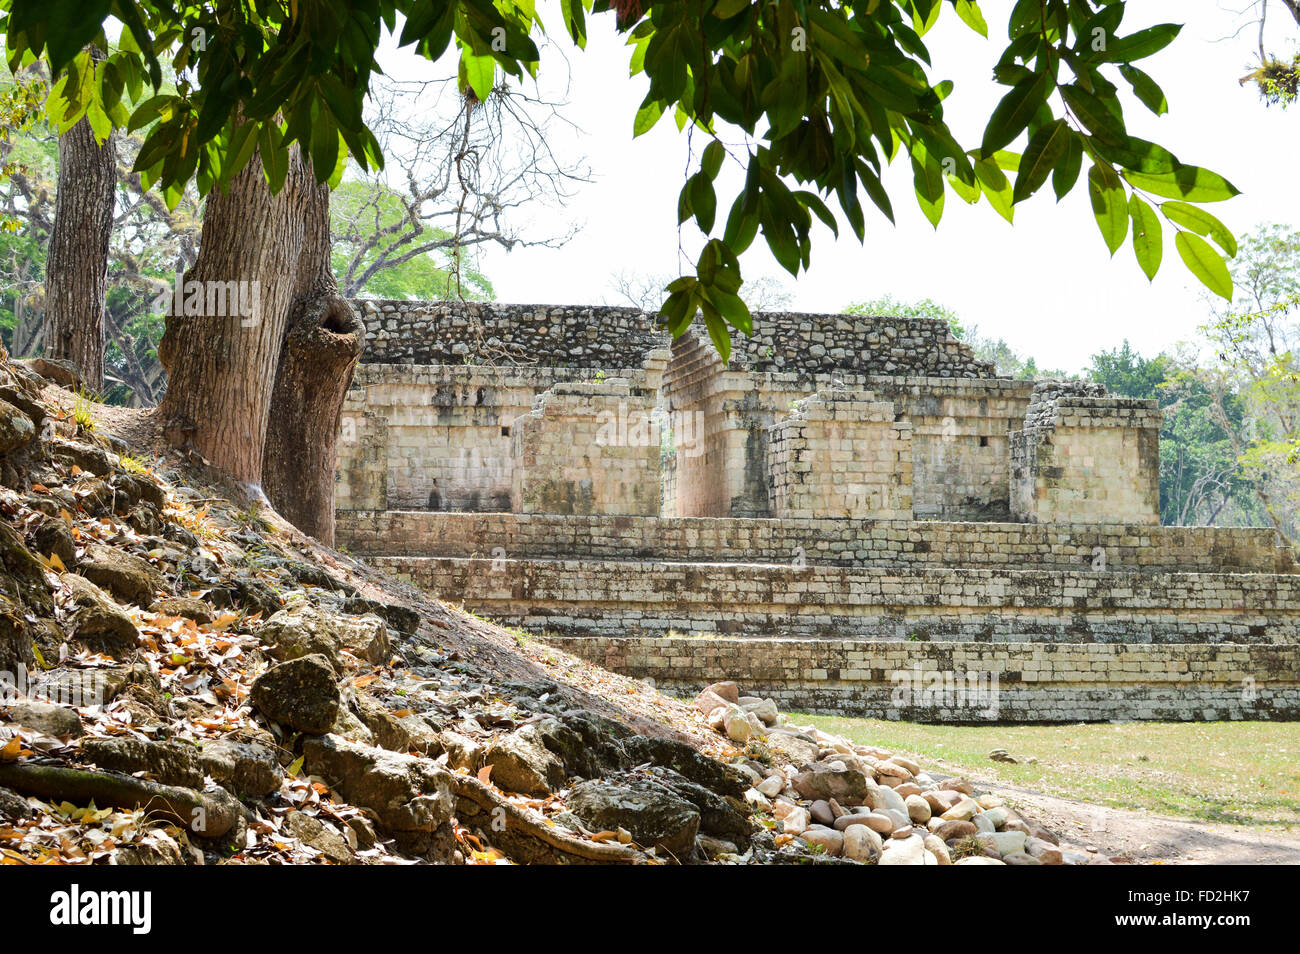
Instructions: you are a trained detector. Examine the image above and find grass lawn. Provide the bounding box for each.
[797,715,1300,829]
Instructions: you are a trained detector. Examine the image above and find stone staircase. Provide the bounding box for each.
[339,510,1300,722]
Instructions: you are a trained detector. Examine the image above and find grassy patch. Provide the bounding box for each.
[798,715,1300,829]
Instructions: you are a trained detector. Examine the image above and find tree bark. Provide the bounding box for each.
[43,104,115,391]
[262,173,364,545]
[156,141,361,542]
[156,147,315,490]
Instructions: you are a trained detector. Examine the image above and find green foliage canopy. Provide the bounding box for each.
[2,0,1245,362]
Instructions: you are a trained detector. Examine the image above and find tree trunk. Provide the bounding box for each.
[156,142,361,542]
[156,148,315,490]
[43,106,115,391]
[262,174,364,545]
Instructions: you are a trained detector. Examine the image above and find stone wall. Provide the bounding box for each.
[544,636,1300,722]
[661,333,1033,520]
[768,389,913,519]
[510,379,661,516]
[373,556,1300,643]
[714,315,995,378]
[337,358,667,512]
[1011,382,1162,525]
[353,300,667,368]
[336,512,1297,574]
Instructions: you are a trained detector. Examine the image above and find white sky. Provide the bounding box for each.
[378,1,1300,373]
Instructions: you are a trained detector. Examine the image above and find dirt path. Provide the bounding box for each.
[974,777,1300,865]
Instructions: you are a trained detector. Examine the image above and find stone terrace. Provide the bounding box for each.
[337,302,1300,722]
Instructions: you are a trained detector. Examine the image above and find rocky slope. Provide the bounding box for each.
[0,355,1086,865]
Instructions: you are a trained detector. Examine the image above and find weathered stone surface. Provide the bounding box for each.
[354,695,411,753]
[879,834,927,865]
[31,520,75,568]
[566,774,700,858]
[250,655,340,734]
[80,737,205,789]
[792,763,870,805]
[0,785,32,820]
[802,825,843,856]
[842,823,883,863]
[0,398,36,456]
[483,722,566,796]
[0,700,82,738]
[62,573,138,647]
[259,603,345,667]
[931,819,979,841]
[978,830,1028,857]
[150,596,216,624]
[301,734,454,841]
[284,810,352,863]
[619,735,749,799]
[78,544,163,606]
[905,793,932,824]
[337,614,390,665]
[197,740,282,798]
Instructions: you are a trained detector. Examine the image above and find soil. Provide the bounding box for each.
[980,777,1300,865]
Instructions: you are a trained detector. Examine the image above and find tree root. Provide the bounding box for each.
[445,773,641,865]
[0,761,241,839]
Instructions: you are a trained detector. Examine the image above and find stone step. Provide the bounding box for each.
[370,555,1300,643]
[544,635,1300,723]
[339,510,1296,574]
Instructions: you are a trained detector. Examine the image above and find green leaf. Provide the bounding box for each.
[1119,64,1168,115]
[701,140,725,179]
[633,98,664,137]
[712,0,750,18]
[1094,136,1178,175]
[1122,166,1241,203]
[1052,132,1083,201]
[1175,231,1232,300]
[981,71,1052,156]
[85,100,111,145]
[1013,119,1070,204]
[953,0,988,37]
[702,305,732,364]
[259,124,288,193]
[1161,201,1237,256]
[1100,23,1183,63]
[461,51,496,103]
[690,173,717,233]
[911,146,945,228]
[1087,162,1128,255]
[1128,194,1162,281]
[974,156,1014,223]
[1059,84,1125,145]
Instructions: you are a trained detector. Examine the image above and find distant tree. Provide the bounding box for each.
[844,294,962,338]
[1088,341,1250,526]
[1236,0,1300,107]
[334,76,584,300]
[1086,339,1169,399]
[42,46,117,391]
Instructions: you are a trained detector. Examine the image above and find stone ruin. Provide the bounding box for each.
[336,300,1300,723]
